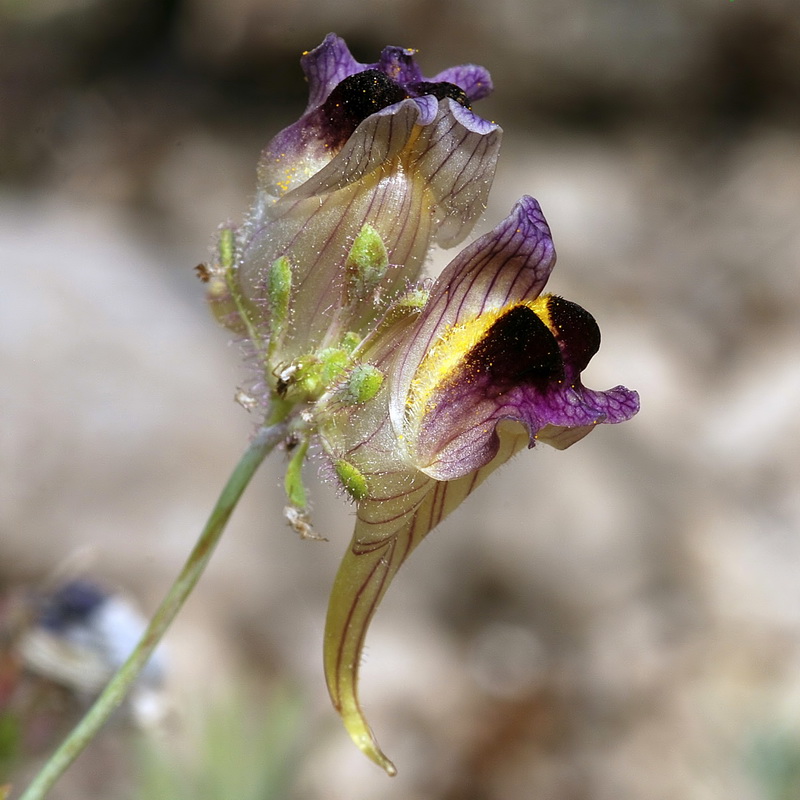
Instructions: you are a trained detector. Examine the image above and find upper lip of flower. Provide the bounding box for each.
[256,33,499,204]
[389,195,557,436]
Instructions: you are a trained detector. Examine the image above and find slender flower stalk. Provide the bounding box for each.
[18,422,289,800]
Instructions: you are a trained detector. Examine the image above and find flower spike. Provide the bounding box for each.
[200,35,638,775]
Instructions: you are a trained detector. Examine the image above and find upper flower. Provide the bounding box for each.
[257,33,496,204]
[208,33,502,369]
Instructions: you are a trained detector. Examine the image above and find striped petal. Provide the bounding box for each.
[323,418,529,774]
[255,33,498,202]
[391,196,639,480]
[232,36,501,361]
[390,195,555,426]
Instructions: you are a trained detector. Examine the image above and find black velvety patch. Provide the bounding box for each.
[545,296,601,374]
[321,70,408,148]
[408,81,471,109]
[465,305,563,392]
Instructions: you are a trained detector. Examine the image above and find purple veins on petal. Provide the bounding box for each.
[301,33,364,111]
[431,64,494,101]
[390,196,556,432]
[385,196,638,480]
[258,34,500,201]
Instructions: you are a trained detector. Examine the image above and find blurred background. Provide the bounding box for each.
[1,0,799,797]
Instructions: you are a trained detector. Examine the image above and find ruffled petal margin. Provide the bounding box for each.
[390,197,639,480]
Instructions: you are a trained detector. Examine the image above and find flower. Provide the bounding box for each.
[205,35,639,775]
[207,33,501,370]
[316,196,638,774]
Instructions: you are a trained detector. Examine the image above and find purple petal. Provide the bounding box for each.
[301,33,363,111]
[390,196,555,426]
[431,64,494,101]
[411,347,639,480]
[388,197,639,479]
[408,102,502,248]
[258,36,498,200]
[279,99,427,200]
[266,94,500,245]
[534,384,641,450]
[375,46,424,84]
[422,195,555,323]
[447,97,499,135]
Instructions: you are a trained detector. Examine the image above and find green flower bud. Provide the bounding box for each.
[267,256,293,346]
[345,223,388,302]
[334,459,368,500]
[205,227,247,334]
[343,364,384,404]
[292,347,351,400]
[317,348,350,387]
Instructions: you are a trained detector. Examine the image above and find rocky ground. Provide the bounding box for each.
[2,1,799,798]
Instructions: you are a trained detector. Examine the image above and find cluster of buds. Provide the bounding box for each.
[204,34,638,774]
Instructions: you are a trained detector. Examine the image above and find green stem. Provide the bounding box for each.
[18,421,289,800]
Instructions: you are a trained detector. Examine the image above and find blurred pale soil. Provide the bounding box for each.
[1,0,800,798]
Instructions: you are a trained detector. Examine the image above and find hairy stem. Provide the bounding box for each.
[18,421,289,800]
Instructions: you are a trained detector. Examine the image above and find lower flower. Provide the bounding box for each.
[316,196,639,773]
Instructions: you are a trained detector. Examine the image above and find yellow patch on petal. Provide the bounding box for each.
[270,152,332,196]
[404,294,553,430]
[529,293,555,333]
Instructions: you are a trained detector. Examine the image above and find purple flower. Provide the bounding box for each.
[208,33,501,366]
[205,35,638,775]
[392,196,639,477]
[318,196,638,774]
